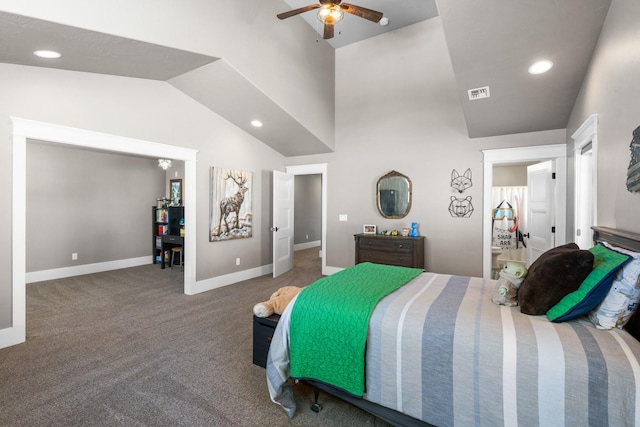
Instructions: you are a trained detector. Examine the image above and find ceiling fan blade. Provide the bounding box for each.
[323,15,335,39]
[340,3,383,23]
[277,4,321,20]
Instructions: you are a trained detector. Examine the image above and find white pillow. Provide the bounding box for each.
[588,242,640,330]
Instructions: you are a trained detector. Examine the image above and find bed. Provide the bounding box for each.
[266,226,640,426]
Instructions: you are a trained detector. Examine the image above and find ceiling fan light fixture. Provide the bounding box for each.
[158,159,172,170]
[317,5,344,23]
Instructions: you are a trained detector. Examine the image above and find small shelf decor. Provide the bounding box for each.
[363,224,376,234]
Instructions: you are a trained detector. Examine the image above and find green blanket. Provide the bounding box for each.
[289,262,423,396]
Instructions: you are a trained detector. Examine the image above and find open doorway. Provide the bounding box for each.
[293,174,322,252]
[490,161,535,277]
[482,144,567,279]
[285,164,328,276]
[8,118,197,349]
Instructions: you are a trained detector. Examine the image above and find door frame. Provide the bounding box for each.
[571,114,599,248]
[285,163,328,275]
[482,144,567,279]
[7,117,198,349]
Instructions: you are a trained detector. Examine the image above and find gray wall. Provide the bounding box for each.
[26,143,165,271]
[286,18,566,276]
[3,1,638,333]
[0,0,336,149]
[0,0,332,331]
[294,174,322,245]
[493,164,530,187]
[0,63,287,330]
[566,0,640,235]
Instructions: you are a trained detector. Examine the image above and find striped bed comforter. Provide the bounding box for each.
[267,272,640,426]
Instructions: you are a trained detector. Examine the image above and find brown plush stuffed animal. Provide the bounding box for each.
[253,286,303,318]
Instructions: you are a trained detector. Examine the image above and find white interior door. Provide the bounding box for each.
[526,160,555,266]
[572,114,599,249]
[272,170,294,277]
[575,146,595,248]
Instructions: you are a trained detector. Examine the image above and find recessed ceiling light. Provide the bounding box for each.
[33,50,62,59]
[379,17,389,26]
[251,120,263,128]
[528,60,553,74]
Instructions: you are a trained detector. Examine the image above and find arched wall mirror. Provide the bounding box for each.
[376,170,412,219]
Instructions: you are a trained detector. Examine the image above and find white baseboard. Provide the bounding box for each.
[294,240,321,251]
[323,265,343,276]
[191,264,273,295]
[192,262,345,295]
[0,325,25,349]
[26,256,153,284]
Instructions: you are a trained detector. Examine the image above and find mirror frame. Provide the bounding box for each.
[376,170,412,219]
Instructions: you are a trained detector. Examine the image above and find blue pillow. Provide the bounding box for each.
[547,243,631,322]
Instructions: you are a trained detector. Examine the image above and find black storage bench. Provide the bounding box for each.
[252,314,280,368]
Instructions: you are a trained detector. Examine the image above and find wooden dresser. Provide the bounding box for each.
[354,233,425,269]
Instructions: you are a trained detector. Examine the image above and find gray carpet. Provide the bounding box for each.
[0,248,390,426]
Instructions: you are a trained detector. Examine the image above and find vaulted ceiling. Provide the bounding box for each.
[0,0,611,155]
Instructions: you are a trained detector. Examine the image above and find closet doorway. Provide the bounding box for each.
[482,144,567,279]
[491,161,535,275]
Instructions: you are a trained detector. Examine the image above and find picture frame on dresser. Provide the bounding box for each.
[363,224,376,234]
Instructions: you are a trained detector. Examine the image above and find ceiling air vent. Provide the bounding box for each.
[467,86,490,100]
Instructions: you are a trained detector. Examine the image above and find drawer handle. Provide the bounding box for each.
[398,244,403,248]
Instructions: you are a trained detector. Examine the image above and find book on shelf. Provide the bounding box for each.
[158,225,168,235]
[156,209,168,223]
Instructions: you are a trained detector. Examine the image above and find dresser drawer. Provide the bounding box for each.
[358,249,415,267]
[354,234,425,269]
[358,237,413,253]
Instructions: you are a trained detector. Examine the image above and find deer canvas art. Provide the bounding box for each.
[210,167,253,241]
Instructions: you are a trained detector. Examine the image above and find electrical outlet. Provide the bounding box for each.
[306,234,309,240]
[72,253,78,261]
[236,258,240,266]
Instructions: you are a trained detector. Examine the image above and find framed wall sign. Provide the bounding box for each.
[210,167,253,241]
[170,178,182,206]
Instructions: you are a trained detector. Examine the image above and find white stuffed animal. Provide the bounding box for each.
[492,262,528,306]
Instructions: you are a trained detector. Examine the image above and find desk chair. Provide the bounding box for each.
[171,246,183,272]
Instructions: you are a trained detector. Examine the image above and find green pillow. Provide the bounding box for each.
[547,243,631,322]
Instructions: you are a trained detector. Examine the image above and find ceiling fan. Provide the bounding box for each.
[277,0,384,40]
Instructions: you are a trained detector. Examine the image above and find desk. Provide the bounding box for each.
[160,234,183,269]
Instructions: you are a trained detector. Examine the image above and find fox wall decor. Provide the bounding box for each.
[450,168,472,193]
